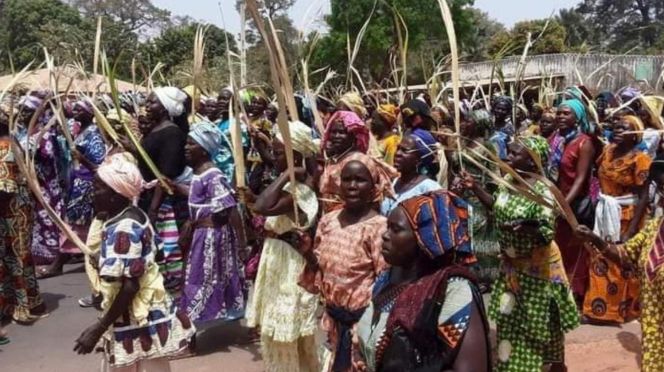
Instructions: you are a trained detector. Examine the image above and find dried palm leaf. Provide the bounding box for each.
[192,24,208,119]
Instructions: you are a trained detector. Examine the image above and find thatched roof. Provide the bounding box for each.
[0,67,145,93]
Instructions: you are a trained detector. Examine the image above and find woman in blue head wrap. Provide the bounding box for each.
[554,99,599,303]
[380,130,442,215]
[175,121,248,324]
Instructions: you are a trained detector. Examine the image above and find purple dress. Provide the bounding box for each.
[180,167,247,323]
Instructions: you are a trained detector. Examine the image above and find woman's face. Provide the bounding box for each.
[506,142,533,172]
[327,120,354,156]
[460,117,476,137]
[145,93,166,123]
[493,102,511,122]
[184,137,209,167]
[382,207,419,267]
[556,106,577,131]
[265,104,278,122]
[394,136,420,173]
[611,120,637,147]
[93,175,116,213]
[72,104,93,124]
[539,113,557,137]
[248,96,267,117]
[340,161,374,210]
[272,140,288,173]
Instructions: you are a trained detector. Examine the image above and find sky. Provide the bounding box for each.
[153,0,581,36]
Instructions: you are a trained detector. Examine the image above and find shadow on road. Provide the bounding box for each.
[194,320,261,361]
[41,292,67,314]
[617,330,641,369]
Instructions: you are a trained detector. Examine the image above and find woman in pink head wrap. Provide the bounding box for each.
[74,152,195,371]
[319,110,381,213]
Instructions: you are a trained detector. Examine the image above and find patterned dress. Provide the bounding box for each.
[0,138,43,321]
[302,210,387,371]
[246,182,320,372]
[584,145,651,323]
[98,211,195,368]
[31,127,64,265]
[617,218,664,372]
[214,118,249,185]
[180,168,247,324]
[490,178,579,371]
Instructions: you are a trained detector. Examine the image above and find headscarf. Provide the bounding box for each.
[519,135,550,165]
[559,99,593,135]
[469,109,493,134]
[493,96,513,111]
[640,96,664,129]
[97,152,156,204]
[153,87,187,118]
[73,100,94,116]
[276,120,319,157]
[564,86,586,102]
[18,95,43,111]
[621,115,645,143]
[398,190,473,262]
[376,104,398,128]
[338,92,368,119]
[344,152,397,203]
[189,121,224,159]
[324,110,370,154]
[619,87,641,103]
[410,128,437,169]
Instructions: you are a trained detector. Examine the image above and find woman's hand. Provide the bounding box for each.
[73,321,105,355]
[575,225,599,243]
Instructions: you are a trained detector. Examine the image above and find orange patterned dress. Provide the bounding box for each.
[583,145,652,323]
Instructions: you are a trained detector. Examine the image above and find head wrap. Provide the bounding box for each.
[276,120,319,157]
[410,128,437,169]
[596,91,619,108]
[564,86,586,102]
[18,95,43,111]
[73,100,94,116]
[401,99,434,128]
[493,96,513,111]
[640,96,664,129]
[469,109,493,133]
[324,110,370,154]
[189,121,224,159]
[398,190,473,261]
[376,104,398,128]
[619,87,641,103]
[338,92,368,119]
[344,152,398,203]
[621,115,645,143]
[519,135,550,164]
[97,152,156,204]
[153,87,187,118]
[559,99,593,135]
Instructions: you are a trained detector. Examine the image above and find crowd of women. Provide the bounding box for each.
[2,81,664,372]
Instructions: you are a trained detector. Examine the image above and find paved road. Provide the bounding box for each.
[1,265,641,371]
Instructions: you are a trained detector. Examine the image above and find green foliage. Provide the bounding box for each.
[488,19,568,57]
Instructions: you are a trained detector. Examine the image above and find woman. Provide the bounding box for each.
[43,100,106,278]
[301,153,394,372]
[638,96,663,158]
[319,110,373,213]
[492,96,515,138]
[576,157,664,371]
[73,153,195,371]
[356,190,490,372]
[369,105,400,166]
[539,109,564,182]
[18,96,64,269]
[0,110,45,324]
[246,121,321,372]
[452,109,501,289]
[130,87,188,296]
[555,99,599,303]
[583,115,651,323]
[464,136,579,372]
[380,135,440,215]
[174,122,247,324]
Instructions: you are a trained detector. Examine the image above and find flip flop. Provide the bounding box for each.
[0,337,9,345]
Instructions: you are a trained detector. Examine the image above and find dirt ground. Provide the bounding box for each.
[0,265,641,371]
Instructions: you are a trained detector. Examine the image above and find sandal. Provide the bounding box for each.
[36,266,63,280]
[0,337,9,346]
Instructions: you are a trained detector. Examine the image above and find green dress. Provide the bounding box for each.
[489,178,579,371]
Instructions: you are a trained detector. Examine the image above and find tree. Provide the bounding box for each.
[145,23,237,80]
[488,19,568,57]
[66,0,171,37]
[557,8,593,52]
[463,8,506,61]
[310,0,476,85]
[577,0,664,53]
